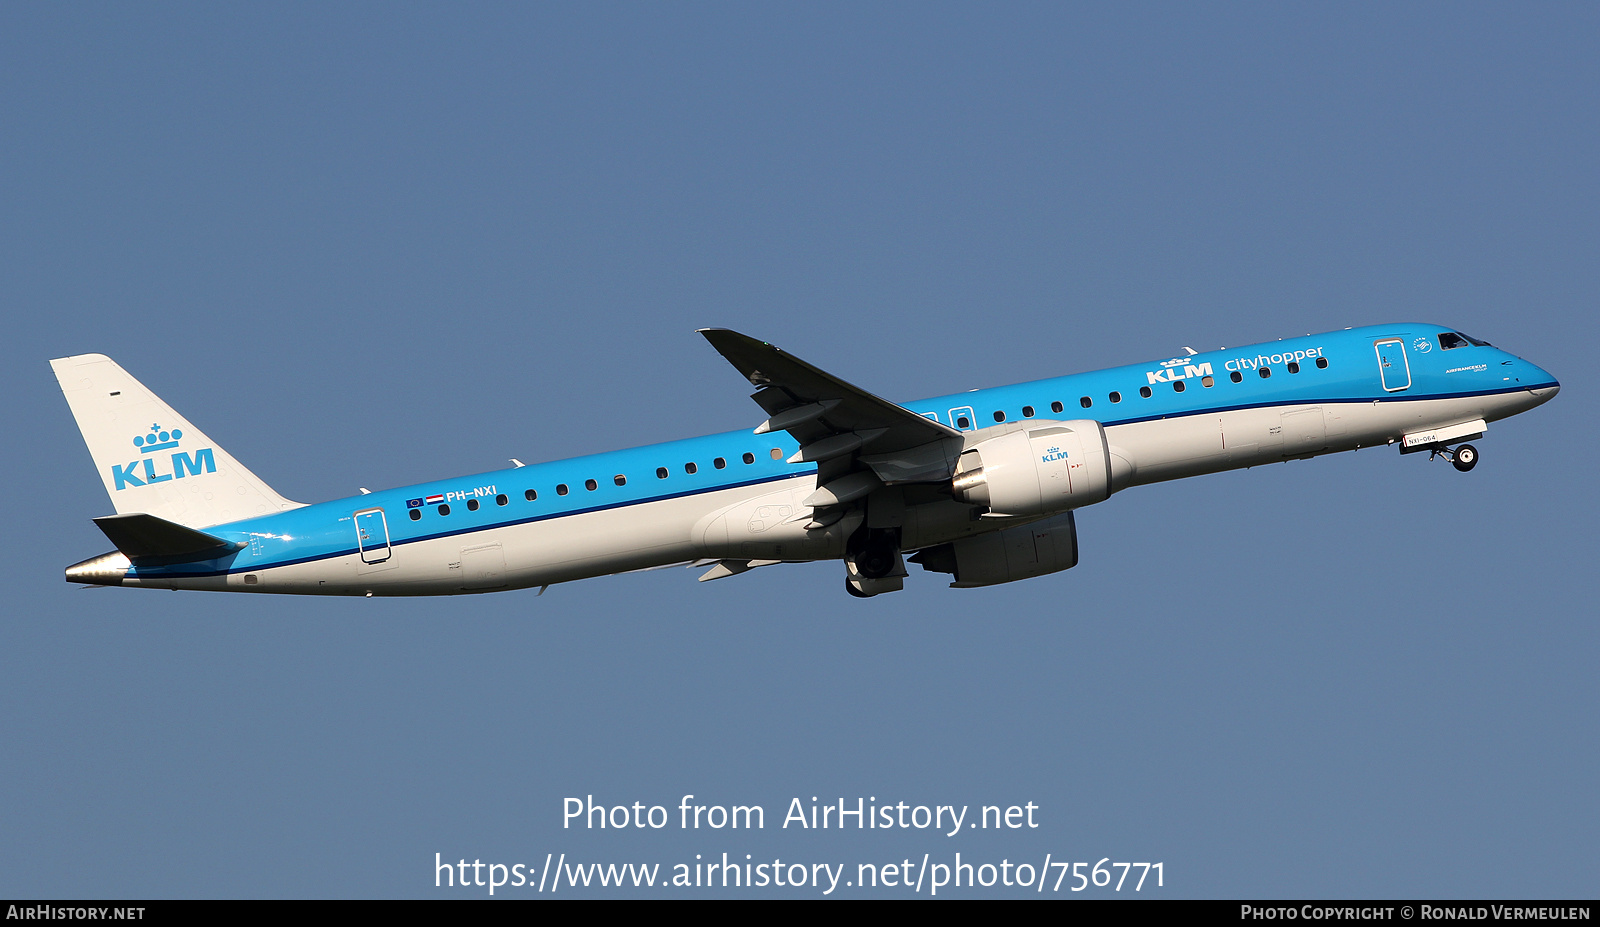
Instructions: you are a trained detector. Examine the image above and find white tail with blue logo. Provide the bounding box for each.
[51,353,302,530]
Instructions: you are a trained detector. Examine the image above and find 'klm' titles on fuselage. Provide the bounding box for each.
[1145,346,1328,384]
[1146,360,1214,384]
[111,449,217,490]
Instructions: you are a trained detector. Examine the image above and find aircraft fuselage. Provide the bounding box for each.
[58,323,1559,596]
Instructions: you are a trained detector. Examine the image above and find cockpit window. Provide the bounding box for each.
[1438,332,1470,350]
[1460,331,1492,346]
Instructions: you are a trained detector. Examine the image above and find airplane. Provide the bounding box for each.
[53,323,1558,598]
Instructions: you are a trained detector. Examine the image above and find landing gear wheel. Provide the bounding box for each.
[847,525,902,580]
[845,580,873,598]
[1452,443,1478,472]
[855,545,897,579]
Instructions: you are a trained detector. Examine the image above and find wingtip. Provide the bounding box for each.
[700,328,774,353]
[699,328,772,351]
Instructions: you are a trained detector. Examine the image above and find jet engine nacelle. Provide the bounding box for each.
[909,510,1079,588]
[950,420,1112,517]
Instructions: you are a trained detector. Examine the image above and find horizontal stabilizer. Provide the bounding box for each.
[92,512,246,566]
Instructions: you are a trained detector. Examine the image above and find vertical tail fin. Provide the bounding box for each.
[51,353,303,529]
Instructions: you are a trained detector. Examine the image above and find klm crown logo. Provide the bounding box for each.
[110,423,215,491]
[134,423,183,454]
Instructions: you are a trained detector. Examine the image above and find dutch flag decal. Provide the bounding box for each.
[425,494,444,505]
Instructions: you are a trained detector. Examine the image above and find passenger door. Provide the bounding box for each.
[1375,339,1411,392]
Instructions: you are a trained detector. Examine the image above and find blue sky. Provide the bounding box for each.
[2,4,1595,897]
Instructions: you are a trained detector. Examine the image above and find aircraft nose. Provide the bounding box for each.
[1524,363,1559,406]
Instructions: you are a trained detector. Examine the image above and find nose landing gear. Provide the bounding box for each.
[1430,443,1478,472]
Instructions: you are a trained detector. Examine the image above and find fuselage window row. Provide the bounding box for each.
[1008,355,1338,424]
[409,349,1331,527]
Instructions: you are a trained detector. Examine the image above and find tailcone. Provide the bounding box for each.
[66,551,131,586]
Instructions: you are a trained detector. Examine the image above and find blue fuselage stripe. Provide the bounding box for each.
[123,322,1557,583]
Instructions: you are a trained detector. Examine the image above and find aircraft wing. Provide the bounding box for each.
[699,329,963,523]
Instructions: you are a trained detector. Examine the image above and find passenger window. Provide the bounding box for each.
[1139,386,1152,398]
[467,498,480,511]
[556,484,569,495]
[1259,367,1271,378]
[1287,361,1300,374]
[770,448,782,460]
[525,489,537,501]
[584,479,597,491]
[409,509,421,521]
[1050,401,1064,413]
[614,475,627,486]
[1316,357,1328,369]
[714,457,726,469]
[1230,371,1243,383]
[656,467,668,479]
[742,452,755,464]
[496,494,507,506]
[1022,405,1035,417]
[1173,380,1185,392]
[1201,376,1214,388]
[438,504,450,515]
[956,416,970,428]
[685,462,697,475]
[1080,396,1092,408]
[993,411,1005,422]
[1109,392,1122,403]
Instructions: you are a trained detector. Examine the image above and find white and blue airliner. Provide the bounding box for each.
[54,324,1558,597]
